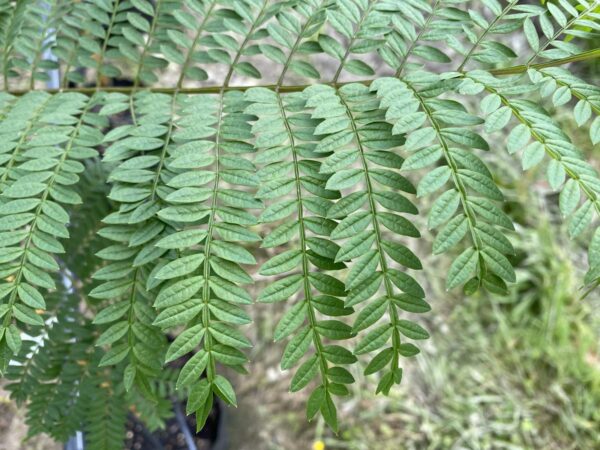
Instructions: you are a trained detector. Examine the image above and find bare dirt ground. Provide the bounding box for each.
[0,386,60,450]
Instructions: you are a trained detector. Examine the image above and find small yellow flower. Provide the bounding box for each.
[312,440,325,450]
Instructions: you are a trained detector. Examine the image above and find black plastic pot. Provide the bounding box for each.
[64,398,228,450]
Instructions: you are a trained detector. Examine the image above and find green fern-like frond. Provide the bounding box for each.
[84,364,129,450]
[145,90,259,429]
[524,0,599,63]
[530,66,600,135]
[303,83,426,395]
[0,0,599,445]
[90,92,174,398]
[247,86,354,430]
[468,70,600,236]
[372,75,516,293]
[9,296,94,441]
[0,91,100,369]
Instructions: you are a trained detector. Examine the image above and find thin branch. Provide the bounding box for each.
[491,48,600,76]
[457,1,517,72]
[526,0,600,66]
[395,0,441,77]
[4,49,599,96]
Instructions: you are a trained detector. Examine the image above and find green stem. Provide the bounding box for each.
[129,0,165,124]
[276,0,327,90]
[95,0,121,90]
[199,92,223,383]
[126,269,140,351]
[457,1,516,72]
[5,49,599,96]
[395,0,440,77]
[331,0,376,83]
[482,82,600,217]
[526,1,599,66]
[2,96,93,329]
[29,0,59,90]
[198,0,270,383]
[276,92,329,384]
[540,71,600,116]
[406,82,482,251]
[0,94,54,189]
[149,96,176,201]
[1,3,25,90]
[224,0,269,87]
[338,94,401,370]
[176,0,218,89]
[132,0,163,90]
[492,48,600,76]
[60,44,79,89]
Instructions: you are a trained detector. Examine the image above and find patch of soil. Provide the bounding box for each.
[0,387,60,450]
